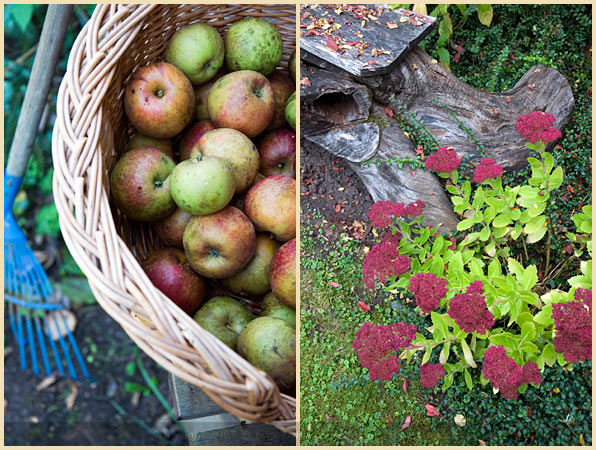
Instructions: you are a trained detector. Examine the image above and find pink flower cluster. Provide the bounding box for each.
[409,273,448,314]
[419,362,445,388]
[352,321,417,381]
[362,241,412,289]
[425,147,461,173]
[382,230,403,248]
[515,111,562,144]
[473,158,504,183]
[552,288,592,363]
[448,281,495,334]
[368,200,427,228]
[482,345,542,399]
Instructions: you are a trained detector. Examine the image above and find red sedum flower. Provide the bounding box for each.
[362,241,411,289]
[515,111,562,144]
[482,345,542,399]
[473,158,504,183]
[419,362,445,388]
[368,200,405,228]
[552,288,592,363]
[409,273,447,314]
[448,281,495,334]
[404,200,426,217]
[425,147,461,173]
[352,321,417,381]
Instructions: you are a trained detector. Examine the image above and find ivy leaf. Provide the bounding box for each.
[10,4,34,33]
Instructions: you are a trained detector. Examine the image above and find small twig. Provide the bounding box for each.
[109,399,168,443]
[8,44,38,69]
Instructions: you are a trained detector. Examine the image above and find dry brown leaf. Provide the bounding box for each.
[36,375,57,392]
[65,382,78,411]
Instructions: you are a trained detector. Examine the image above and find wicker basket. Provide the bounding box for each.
[52,4,296,434]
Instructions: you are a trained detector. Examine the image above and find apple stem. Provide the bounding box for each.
[209,248,219,258]
[156,88,164,98]
[195,153,203,162]
[154,178,163,188]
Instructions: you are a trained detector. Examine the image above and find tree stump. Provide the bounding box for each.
[300,4,575,231]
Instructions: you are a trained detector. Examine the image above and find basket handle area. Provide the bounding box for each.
[51,4,295,432]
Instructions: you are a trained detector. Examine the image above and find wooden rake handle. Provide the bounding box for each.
[6,4,73,178]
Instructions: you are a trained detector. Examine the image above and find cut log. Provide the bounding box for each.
[359,48,575,172]
[304,122,380,163]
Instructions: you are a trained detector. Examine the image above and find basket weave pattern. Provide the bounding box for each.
[52,4,296,433]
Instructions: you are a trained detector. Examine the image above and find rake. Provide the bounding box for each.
[5,4,92,381]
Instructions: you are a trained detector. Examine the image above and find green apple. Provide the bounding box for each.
[225,17,283,75]
[260,292,295,329]
[193,296,253,350]
[237,316,296,394]
[165,23,225,85]
[284,91,296,131]
[220,233,279,296]
[170,154,235,216]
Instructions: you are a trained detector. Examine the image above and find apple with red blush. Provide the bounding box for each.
[257,129,296,178]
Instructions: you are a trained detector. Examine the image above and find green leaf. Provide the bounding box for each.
[507,258,524,280]
[488,259,501,278]
[442,373,454,391]
[477,4,493,26]
[457,218,475,231]
[124,381,146,393]
[472,187,485,210]
[125,361,137,376]
[412,3,428,15]
[431,312,449,341]
[549,166,564,190]
[439,12,453,36]
[533,304,553,326]
[439,341,451,364]
[493,213,511,228]
[464,368,473,391]
[422,344,432,364]
[35,204,61,238]
[462,181,472,200]
[437,47,450,67]
[457,4,468,15]
[460,339,477,368]
[542,343,557,366]
[10,4,34,33]
[520,322,536,343]
[431,236,445,254]
[522,265,538,290]
[524,215,547,235]
[483,205,497,223]
[526,226,547,244]
[543,152,554,174]
[478,225,490,242]
[446,185,461,195]
[520,342,538,355]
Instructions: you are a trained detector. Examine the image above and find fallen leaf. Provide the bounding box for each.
[65,382,78,411]
[400,16,408,23]
[334,203,342,212]
[326,414,337,421]
[36,375,57,392]
[401,415,412,429]
[478,439,487,446]
[580,434,586,446]
[328,281,340,288]
[358,301,371,312]
[387,417,392,427]
[300,77,311,86]
[425,404,440,417]
[402,378,408,394]
[384,106,394,117]
[454,413,466,427]
[552,387,561,393]
[387,21,398,29]
[326,35,339,51]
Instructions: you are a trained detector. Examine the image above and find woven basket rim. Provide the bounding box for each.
[52,3,296,434]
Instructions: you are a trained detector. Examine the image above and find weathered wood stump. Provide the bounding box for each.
[300,4,575,231]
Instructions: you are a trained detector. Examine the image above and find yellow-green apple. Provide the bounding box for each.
[243,175,296,241]
[207,70,274,138]
[270,238,296,309]
[127,134,173,158]
[265,70,295,131]
[142,248,205,315]
[260,292,296,328]
[288,51,296,82]
[153,207,193,249]
[193,296,253,350]
[170,155,235,216]
[124,62,195,138]
[191,128,259,194]
[237,317,296,394]
[164,23,225,85]
[257,129,296,178]
[110,148,176,221]
[220,233,279,296]
[284,91,296,131]
[194,66,227,121]
[183,206,256,278]
[224,17,283,75]
[179,120,216,161]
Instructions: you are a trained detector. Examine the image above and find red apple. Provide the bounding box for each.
[153,207,193,249]
[207,70,274,138]
[243,175,296,241]
[270,239,296,310]
[110,147,176,221]
[257,129,296,178]
[183,206,256,278]
[192,128,260,194]
[142,248,206,315]
[265,70,295,132]
[124,62,195,138]
[179,120,216,161]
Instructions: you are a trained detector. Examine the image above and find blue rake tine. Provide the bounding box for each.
[33,313,53,376]
[16,306,27,371]
[60,313,94,381]
[24,311,40,375]
[50,313,79,380]
[8,302,19,347]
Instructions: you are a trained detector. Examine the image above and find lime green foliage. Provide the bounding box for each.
[300,215,452,445]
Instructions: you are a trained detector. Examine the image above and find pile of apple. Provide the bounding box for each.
[109,17,296,394]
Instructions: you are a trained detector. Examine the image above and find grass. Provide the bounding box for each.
[299,213,452,446]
